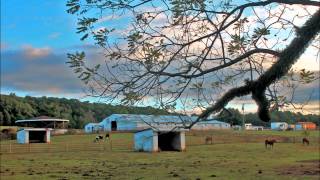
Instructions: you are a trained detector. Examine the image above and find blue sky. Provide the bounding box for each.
[1,0,319,114]
[1,0,88,98]
[1,0,81,49]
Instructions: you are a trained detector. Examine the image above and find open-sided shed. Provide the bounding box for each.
[17,128,52,144]
[134,128,186,152]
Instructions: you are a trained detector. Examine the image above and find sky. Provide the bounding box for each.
[1,0,319,114]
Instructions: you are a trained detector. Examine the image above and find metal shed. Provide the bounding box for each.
[84,123,103,133]
[17,128,52,144]
[99,114,230,131]
[134,128,187,152]
[271,122,288,131]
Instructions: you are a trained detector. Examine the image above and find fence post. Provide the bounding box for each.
[28,143,31,153]
[110,139,112,152]
[9,143,12,153]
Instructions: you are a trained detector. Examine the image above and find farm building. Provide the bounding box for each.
[15,116,69,129]
[192,120,231,130]
[244,123,264,131]
[17,128,52,144]
[271,122,288,131]
[134,128,186,152]
[297,122,317,130]
[98,114,230,131]
[294,124,303,130]
[84,123,103,133]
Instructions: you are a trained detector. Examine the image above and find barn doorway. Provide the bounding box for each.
[111,121,117,131]
[158,132,181,151]
[29,131,46,143]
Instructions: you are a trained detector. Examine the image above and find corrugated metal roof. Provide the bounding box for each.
[102,114,228,125]
[18,128,53,132]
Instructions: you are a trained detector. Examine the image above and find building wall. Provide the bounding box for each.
[298,122,316,130]
[171,132,185,151]
[134,129,155,152]
[84,124,102,133]
[17,130,27,144]
[99,119,110,131]
[46,130,51,143]
[295,124,303,130]
[117,120,138,131]
[271,122,288,130]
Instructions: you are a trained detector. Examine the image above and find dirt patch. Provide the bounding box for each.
[277,159,320,176]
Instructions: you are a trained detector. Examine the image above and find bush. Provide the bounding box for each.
[0,129,16,140]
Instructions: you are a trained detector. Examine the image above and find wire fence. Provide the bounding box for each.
[1,132,318,154]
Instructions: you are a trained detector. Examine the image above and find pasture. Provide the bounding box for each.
[0,130,319,180]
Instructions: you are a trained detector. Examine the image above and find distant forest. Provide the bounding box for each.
[217,108,319,127]
[0,94,170,128]
[0,94,319,128]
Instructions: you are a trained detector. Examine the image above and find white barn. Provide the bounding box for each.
[97,114,231,131]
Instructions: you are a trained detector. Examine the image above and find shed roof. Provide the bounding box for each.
[102,114,227,125]
[16,117,69,123]
[135,127,188,133]
[18,128,53,132]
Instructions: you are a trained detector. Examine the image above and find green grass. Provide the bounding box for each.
[1,131,319,180]
[240,130,320,137]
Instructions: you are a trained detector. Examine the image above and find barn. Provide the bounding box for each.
[192,120,231,130]
[17,128,52,144]
[297,122,317,130]
[84,123,103,133]
[271,122,288,131]
[134,128,186,152]
[98,114,230,131]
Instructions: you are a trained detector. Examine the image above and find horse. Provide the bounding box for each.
[302,138,310,145]
[265,139,276,149]
[94,135,103,142]
[205,136,213,144]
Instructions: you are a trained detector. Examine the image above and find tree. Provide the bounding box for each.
[66,0,320,126]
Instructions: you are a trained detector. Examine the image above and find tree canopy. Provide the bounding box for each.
[0,94,171,128]
[66,0,320,125]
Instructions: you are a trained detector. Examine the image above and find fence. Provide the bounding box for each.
[0,140,133,154]
[1,132,319,154]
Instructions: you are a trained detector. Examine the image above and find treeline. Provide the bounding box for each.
[1,94,319,128]
[0,94,170,128]
[218,108,320,127]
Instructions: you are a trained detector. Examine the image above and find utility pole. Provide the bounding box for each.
[242,103,245,130]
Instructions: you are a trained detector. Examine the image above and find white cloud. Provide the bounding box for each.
[96,15,121,23]
[22,45,51,59]
[48,32,61,39]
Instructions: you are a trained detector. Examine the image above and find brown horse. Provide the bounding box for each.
[302,138,310,145]
[205,136,213,144]
[265,139,276,149]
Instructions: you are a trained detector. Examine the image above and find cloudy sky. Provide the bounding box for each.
[1,0,319,114]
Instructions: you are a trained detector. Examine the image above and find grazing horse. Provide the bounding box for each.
[265,139,276,149]
[94,135,103,142]
[302,138,310,145]
[205,136,213,144]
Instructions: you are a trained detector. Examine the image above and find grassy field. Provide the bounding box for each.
[1,130,319,180]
